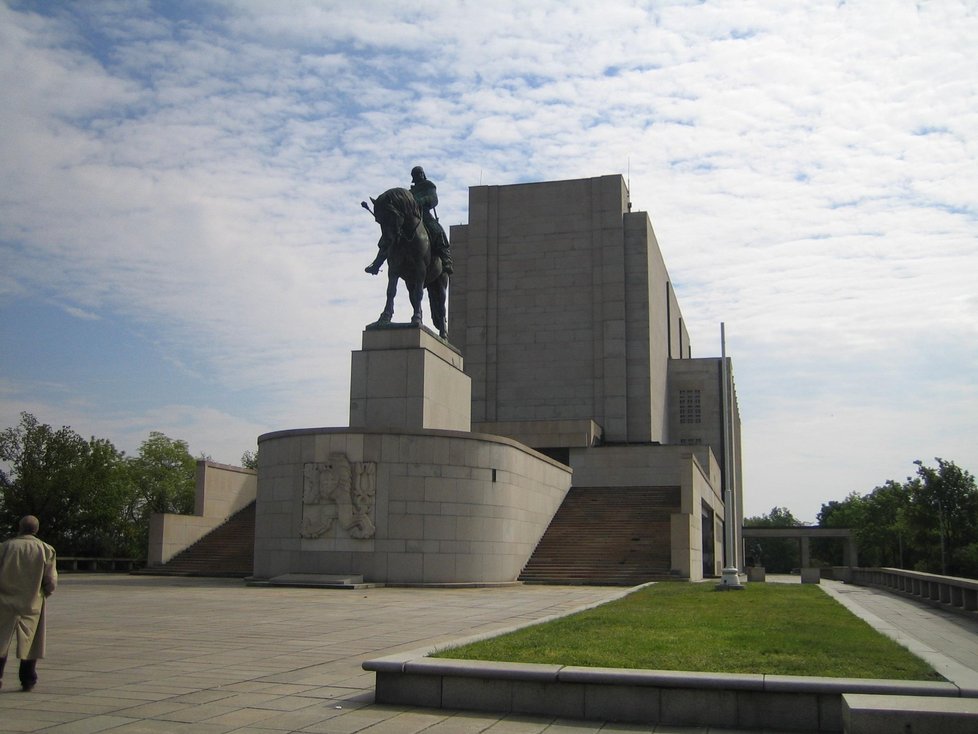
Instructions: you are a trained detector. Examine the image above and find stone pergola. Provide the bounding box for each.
[742,526,858,568]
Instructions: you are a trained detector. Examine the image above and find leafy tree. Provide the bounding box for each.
[905,458,978,576]
[858,481,911,568]
[815,492,865,566]
[124,432,196,543]
[816,459,977,578]
[240,449,259,470]
[747,506,801,526]
[744,506,801,572]
[0,412,132,554]
[818,493,865,529]
[131,432,197,515]
[816,486,912,568]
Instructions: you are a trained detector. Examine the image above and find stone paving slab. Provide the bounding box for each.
[0,575,800,733]
[7,574,974,733]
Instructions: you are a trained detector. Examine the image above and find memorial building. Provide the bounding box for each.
[147,174,743,585]
[449,175,743,581]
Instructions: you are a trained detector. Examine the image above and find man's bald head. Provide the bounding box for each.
[19,515,39,535]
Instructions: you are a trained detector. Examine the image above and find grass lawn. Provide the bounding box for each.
[435,582,942,680]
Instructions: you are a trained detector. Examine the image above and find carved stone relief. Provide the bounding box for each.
[301,454,377,539]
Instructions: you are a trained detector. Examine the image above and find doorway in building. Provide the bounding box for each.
[702,504,716,577]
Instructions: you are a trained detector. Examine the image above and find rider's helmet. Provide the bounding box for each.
[411,166,426,183]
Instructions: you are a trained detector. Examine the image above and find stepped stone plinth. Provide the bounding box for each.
[350,325,471,432]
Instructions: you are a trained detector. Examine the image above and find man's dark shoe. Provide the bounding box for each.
[22,683,34,692]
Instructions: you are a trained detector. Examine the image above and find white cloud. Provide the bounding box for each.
[1,0,976,517]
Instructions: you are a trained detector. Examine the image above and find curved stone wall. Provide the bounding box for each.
[255,427,572,584]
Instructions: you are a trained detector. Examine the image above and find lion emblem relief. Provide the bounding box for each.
[301,454,377,539]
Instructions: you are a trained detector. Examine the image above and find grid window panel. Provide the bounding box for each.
[679,389,702,424]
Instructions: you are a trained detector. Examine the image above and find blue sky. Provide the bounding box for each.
[1,0,975,522]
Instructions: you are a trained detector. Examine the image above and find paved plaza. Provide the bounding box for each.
[1,575,977,734]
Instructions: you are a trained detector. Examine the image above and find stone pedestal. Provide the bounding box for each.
[255,323,572,585]
[350,325,471,432]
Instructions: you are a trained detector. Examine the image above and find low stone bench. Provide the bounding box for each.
[842,693,978,734]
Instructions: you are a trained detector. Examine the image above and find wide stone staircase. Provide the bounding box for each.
[144,501,256,577]
[519,486,680,585]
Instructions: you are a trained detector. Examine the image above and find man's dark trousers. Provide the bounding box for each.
[0,655,38,689]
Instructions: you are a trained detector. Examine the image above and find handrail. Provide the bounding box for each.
[850,567,978,616]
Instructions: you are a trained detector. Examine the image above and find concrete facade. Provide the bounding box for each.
[450,175,743,579]
[669,357,745,564]
[450,175,691,445]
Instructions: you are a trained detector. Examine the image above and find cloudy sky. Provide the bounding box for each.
[1,0,975,522]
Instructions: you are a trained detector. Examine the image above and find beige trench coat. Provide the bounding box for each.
[0,534,58,660]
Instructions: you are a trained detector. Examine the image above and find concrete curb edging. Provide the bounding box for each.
[363,653,971,732]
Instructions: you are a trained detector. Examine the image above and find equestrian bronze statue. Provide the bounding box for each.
[362,187,449,339]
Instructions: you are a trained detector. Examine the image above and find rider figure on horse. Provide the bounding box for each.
[365,166,453,275]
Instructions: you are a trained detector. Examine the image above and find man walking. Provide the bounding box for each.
[0,515,57,691]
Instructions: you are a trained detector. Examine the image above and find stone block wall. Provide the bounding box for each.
[450,174,689,445]
[350,326,472,432]
[254,427,571,584]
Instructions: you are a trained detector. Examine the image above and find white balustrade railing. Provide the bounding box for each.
[850,567,978,615]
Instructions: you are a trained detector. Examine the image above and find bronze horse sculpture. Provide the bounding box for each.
[366,188,449,338]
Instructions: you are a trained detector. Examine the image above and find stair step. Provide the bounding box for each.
[519,486,681,585]
[146,502,256,577]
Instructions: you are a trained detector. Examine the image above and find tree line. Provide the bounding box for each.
[745,458,978,579]
[0,411,252,560]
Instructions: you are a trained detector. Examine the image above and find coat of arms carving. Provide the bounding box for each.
[301,454,376,539]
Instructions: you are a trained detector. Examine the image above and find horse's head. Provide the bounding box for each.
[371,188,420,249]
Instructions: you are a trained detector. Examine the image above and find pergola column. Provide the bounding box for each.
[843,537,859,567]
